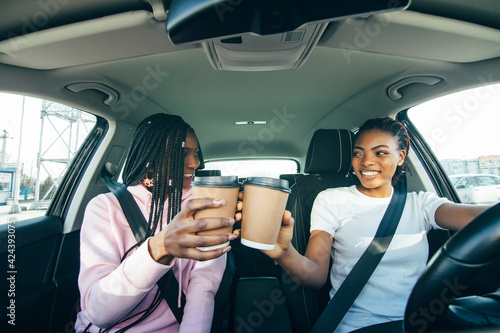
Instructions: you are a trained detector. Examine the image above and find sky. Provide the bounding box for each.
[0,93,95,181]
[408,82,500,161]
[1,82,500,183]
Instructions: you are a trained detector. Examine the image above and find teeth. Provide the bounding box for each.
[184,174,193,177]
[362,171,379,176]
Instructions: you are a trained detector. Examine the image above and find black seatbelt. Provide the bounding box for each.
[102,170,186,323]
[311,174,407,333]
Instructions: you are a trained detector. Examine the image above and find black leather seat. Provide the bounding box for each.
[281,129,356,333]
[287,128,355,254]
[279,173,299,189]
[195,169,222,176]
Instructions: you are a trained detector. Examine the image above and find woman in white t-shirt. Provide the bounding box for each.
[263,117,491,332]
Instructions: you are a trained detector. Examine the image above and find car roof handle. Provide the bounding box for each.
[66,82,119,107]
[387,76,443,101]
[143,0,168,21]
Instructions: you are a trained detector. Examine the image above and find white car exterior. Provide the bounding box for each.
[450,174,500,204]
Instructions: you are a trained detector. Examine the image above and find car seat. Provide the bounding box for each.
[195,169,222,176]
[282,128,356,333]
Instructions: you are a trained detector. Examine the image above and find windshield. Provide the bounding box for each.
[204,159,298,178]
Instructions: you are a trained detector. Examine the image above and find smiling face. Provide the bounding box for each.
[183,130,200,189]
[352,129,406,198]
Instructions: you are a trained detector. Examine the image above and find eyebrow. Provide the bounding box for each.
[353,144,391,151]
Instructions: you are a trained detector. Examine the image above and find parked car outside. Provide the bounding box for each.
[450,174,500,205]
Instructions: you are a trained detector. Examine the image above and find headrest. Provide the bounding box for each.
[195,169,221,177]
[304,129,354,174]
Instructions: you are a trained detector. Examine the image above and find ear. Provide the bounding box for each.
[398,149,407,166]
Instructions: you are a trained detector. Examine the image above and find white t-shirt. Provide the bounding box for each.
[310,185,449,333]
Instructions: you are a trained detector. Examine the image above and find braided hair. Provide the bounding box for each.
[356,117,410,184]
[122,113,192,236]
[94,114,198,332]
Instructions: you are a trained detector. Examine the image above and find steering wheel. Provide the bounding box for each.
[404,202,500,332]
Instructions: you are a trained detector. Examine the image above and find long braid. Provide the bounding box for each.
[168,127,187,224]
[98,114,193,332]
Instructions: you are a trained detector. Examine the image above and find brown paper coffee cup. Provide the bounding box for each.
[241,177,290,250]
[191,176,240,250]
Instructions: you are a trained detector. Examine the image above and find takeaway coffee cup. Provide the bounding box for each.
[241,177,290,250]
[191,176,240,250]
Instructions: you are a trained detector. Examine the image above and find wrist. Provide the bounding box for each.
[148,236,174,265]
[274,243,291,261]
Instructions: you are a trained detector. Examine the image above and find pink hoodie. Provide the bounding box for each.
[75,184,226,333]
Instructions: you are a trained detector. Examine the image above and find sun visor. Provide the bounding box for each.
[166,0,411,45]
[166,0,411,71]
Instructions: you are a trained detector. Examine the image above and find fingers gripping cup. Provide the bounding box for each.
[191,176,240,250]
[241,177,290,250]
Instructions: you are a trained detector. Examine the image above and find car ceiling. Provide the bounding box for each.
[0,0,500,162]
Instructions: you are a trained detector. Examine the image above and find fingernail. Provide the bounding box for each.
[229,234,237,241]
[222,246,231,254]
[213,199,225,206]
[228,218,235,224]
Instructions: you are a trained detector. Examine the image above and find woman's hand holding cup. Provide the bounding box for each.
[191,176,241,250]
[236,185,294,258]
[261,210,294,259]
[148,197,238,265]
[239,177,290,250]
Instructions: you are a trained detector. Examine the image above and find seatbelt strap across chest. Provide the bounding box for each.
[103,171,186,323]
[311,175,407,333]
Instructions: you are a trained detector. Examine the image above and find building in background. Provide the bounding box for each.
[441,155,500,177]
[0,165,15,205]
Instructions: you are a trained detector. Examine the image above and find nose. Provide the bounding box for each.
[186,153,200,170]
[360,154,374,167]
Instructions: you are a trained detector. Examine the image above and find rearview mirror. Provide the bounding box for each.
[166,0,411,44]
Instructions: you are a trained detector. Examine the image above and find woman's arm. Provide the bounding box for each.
[263,211,332,289]
[80,196,238,328]
[179,255,226,333]
[178,195,243,332]
[435,202,492,230]
[79,196,171,328]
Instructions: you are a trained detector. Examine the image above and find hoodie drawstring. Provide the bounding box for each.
[178,260,182,308]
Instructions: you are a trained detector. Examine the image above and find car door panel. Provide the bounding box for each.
[48,230,81,333]
[0,216,63,333]
[477,176,500,204]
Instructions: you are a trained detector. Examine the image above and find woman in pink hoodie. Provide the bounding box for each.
[75,114,238,332]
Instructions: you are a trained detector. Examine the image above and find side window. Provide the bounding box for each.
[477,176,497,187]
[408,82,500,205]
[0,93,96,223]
[459,177,476,188]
